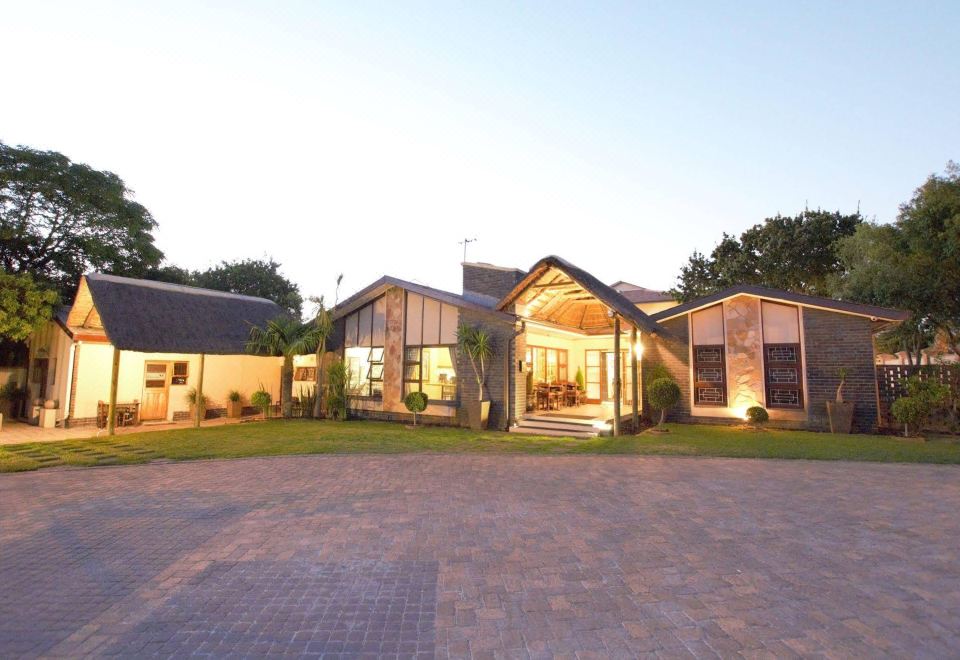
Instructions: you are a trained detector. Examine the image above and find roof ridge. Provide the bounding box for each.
[86,273,278,305]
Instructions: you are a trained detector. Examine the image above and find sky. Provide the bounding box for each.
[3,1,958,306]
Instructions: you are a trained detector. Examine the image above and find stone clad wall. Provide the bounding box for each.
[382,287,406,413]
[723,296,765,411]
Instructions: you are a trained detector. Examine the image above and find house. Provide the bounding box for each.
[24,274,286,428]
[330,255,909,435]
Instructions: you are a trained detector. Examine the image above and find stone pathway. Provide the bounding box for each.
[2,455,959,657]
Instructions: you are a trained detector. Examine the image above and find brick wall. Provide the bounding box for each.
[641,316,691,422]
[456,309,517,430]
[802,308,879,432]
[462,263,526,301]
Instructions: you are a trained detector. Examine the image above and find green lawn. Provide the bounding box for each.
[1,419,958,473]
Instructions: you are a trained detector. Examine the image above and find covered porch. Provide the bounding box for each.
[497,255,663,436]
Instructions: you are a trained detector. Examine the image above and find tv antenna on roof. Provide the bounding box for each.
[459,237,477,263]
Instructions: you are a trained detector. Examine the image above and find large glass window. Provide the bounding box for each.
[691,304,727,406]
[404,293,459,402]
[524,346,568,384]
[761,301,803,409]
[342,297,386,398]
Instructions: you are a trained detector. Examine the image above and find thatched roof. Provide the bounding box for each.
[497,255,663,335]
[71,273,286,354]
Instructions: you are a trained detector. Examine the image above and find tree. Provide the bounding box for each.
[457,323,494,400]
[305,295,334,417]
[833,162,960,361]
[246,316,324,417]
[648,377,681,429]
[671,210,862,301]
[0,270,58,342]
[0,142,163,298]
[193,258,303,317]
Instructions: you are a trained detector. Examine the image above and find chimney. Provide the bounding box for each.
[462,262,527,306]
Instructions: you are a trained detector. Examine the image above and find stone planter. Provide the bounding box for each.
[826,401,854,434]
[465,400,490,431]
[226,400,243,419]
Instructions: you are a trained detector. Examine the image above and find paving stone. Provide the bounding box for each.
[1,454,959,657]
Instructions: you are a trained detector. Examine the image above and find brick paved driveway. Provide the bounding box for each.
[2,455,959,658]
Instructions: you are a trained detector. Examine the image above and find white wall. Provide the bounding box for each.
[71,344,283,421]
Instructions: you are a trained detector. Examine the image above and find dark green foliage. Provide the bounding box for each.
[671,210,862,302]
[0,270,58,341]
[891,375,951,436]
[250,389,272,416]
[194,259,302,317]
[326,360,349,421]
[834,162,960,362]
[404,391,429,425]
[0,142,163,298]
[645,362,672,384]
[648,377,681,428]
[246,316,326,418]
[746,406,769,424]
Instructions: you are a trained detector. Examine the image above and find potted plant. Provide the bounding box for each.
[826,368,854,433]
[404,391,428,427]
[251,388,272,418]
[227,390,243,418]
[575,366,585,394]
[457,323,494,430]
[185,387,208,420]
[647,377,681,432]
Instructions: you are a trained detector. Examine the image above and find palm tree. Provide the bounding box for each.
[247,316,325,418]
[305,295,334,418]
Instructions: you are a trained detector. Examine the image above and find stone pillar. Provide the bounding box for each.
[723,296,765,411]
[382,287,406,413]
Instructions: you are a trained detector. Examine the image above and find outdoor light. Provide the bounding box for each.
[634,342,644,359]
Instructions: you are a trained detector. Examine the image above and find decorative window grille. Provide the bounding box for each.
[764,343,803,409]
[693,344,727,406]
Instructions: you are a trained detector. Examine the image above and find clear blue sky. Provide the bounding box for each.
[3,1,957,305]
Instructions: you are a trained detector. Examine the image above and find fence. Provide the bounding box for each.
[876,364,959,432]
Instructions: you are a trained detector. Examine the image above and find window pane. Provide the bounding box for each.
[546,350,558,383]
[586,350,600,367]
[440,303,459,344]
[405,293,423,345]
[344,312,359,348]
[404,347,420,363]
[370,347,384,362]
[173,362,188,376]
[761,301,800,343]
[357,304,372,347]
[372,297,386,345]
[421,346,457,401]
[370,364,384,380]
[345,346,371,395]
[404,364,421,380]
[692,304,724,345]
[422,298,441,345]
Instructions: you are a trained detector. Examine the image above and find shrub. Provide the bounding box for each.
[646,363,672,384]
[326,360,349,421]
[745,406,769,425]
[250,389,272,417]
[892,396,927,436]
[184,387,208,407]
[404,391,429,426]
[575,366,585,391]
[648,377,681,429]
[227,390,242,403]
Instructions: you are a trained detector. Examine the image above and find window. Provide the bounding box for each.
[172,361,188,385]
[294,367,317,381]
[584,350,601,401]
[762,302,803,409]
[342,297,386,397]
[404,293,459,401]
[691,305,727,406]
[525,346,568,384]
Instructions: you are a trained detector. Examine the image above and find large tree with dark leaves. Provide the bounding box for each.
[192,258,303,318]
[0,142,163,298]
[670,210,862,302]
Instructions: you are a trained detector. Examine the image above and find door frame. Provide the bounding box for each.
[599,350,631,404]
[141,361,171,421]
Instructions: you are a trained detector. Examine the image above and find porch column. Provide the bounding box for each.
[107,346,120,436]
[613,316,621,436]
[194,353,205,429]
[630,325,639,432]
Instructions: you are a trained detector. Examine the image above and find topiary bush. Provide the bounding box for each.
[404,391,428,426]
[892,396,928,437]
[745,405,769,425]
[648,377,681,429]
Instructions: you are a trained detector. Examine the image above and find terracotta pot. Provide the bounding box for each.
[826,401,854,434]
[43,399,56,410]
[226,400,243,419]
[465,400,490,431]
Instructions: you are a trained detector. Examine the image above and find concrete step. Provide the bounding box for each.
[522,414,603,427]
[509,424,597,439]
[515,418,601,435]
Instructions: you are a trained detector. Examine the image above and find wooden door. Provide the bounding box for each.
[584,350,601,402]
[141,362,169,420]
